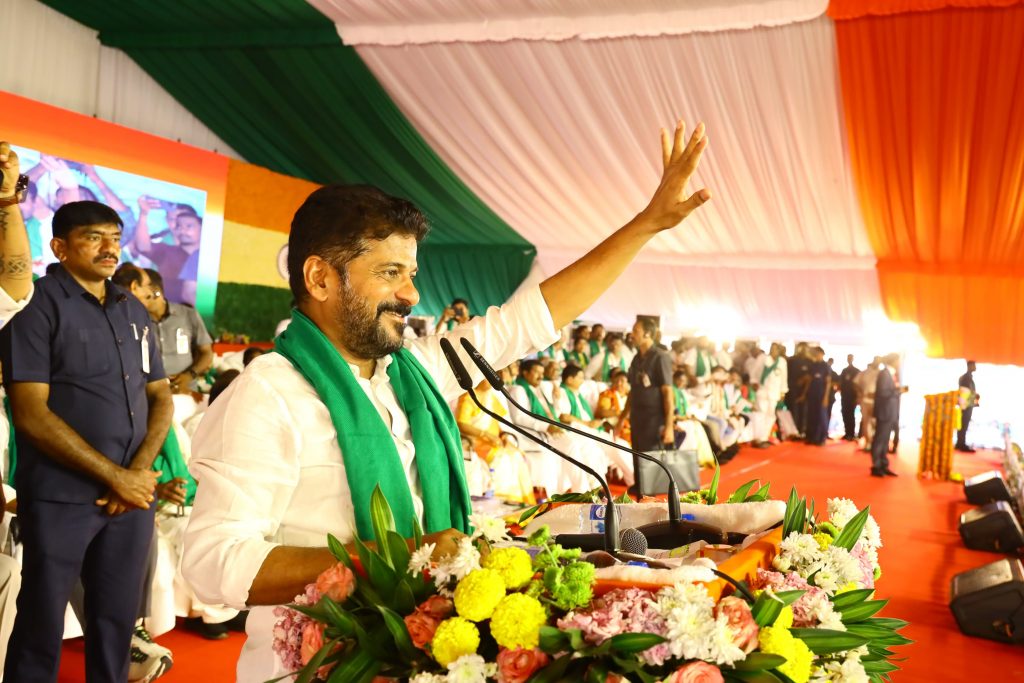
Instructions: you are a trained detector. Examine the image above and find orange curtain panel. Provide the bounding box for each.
[832,1,1024,363]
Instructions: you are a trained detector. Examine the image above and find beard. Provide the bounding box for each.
[335,284,413,359]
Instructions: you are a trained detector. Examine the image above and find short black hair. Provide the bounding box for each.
[287,185,429,303]
[145,268,164,290]
[561,364,584,383]
[242,347,265,367]
[51,201,122,240]
[636,316,658,339]
[208,369,240,405]
[111,263,144,290]
[451,298,469,308]
[519,359,543,376]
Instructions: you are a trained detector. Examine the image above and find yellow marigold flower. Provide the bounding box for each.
[453,569,506,622]
[774,605,794,630]
[757,625,794,658]
[837,581,859,594]
[490,593,547,650]
[778,636,813,683]
[430,617,480,667]
[482,547,534,590]
[813,532,833,550]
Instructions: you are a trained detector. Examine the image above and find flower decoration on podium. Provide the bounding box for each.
[271,481,909,683]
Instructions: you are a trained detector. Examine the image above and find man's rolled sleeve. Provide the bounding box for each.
[183,373,300,609]
[413,286,560,401]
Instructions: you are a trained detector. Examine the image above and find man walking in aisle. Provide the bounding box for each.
[839,354,860,441]
[870,353,904,477]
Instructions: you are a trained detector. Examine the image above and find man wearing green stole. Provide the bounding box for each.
[183,121,711,682]
[585,333,630,382]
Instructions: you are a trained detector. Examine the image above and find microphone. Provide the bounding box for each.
[456,339,688,526]
[439,338,620,552]
[556,526,648,554]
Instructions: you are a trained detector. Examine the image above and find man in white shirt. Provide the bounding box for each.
[0,140,37,678]
[749,342,789,447]
[585,334,630,382]
[182,121,710,682]
[682,337,717,384]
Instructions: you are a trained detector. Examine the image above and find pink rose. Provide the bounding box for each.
[418,595,455,620]
[299,622,325,666]
[664,662,724,683]
[497,648,550,683]
[715,596,760,653]
[404,612,441,650]
[316,563,356,603]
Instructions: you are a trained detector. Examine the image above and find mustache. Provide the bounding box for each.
[377,302,412,318]
[94,253,119,263]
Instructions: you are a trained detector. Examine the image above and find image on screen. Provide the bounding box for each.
[13,144,209,306]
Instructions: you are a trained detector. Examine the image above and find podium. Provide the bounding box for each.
[919,391,958,479]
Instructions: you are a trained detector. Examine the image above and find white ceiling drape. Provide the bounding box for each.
[311,0,828,45]
[316,7,881,340]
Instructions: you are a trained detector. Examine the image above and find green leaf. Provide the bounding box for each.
[528,653,573,683]
[295,637,340,683]
[730,653,788,671]
[869,617,910,631]
[607,632,667,654]
[392,579,417,615]
[708,460,721,504]
[566,628,586,651]
[538,625,569,654]
[830,589,875,608]
[386,530,412,578]
[782,487,806,537]
[354,535,398,599]
[845,623,904,640]
[789,628,870,655]
[325,646,381,683]
[832,507,871,551]
[585,662,610,683]
[377,605,418,660]
[751,590,785,627]
[775,590,807,607]
[839,599,888,622]
[862,661,900,674]
[411,515,424,549]
[519,503,543,525]
[370,485,397,566]
[727,480,758,503]
[747,483,772,502]
[327,534,356,570]
[319,598,357,636]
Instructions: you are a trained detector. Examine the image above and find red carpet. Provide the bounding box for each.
[58,441,1022,681]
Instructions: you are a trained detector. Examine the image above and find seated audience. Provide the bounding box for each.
[586,333,630,382]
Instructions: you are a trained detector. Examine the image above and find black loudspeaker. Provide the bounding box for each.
[949,558,1024,644]
[959,502,1024,553]
[964,471,1013,505]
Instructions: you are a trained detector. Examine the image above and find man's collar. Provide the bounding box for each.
[51,264,125,306]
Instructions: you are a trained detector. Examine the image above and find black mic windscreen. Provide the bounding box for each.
[620,528,648,556]
[459,338,504,390]
[439,337,474,391]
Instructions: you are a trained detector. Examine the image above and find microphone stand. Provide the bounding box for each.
[439,338,620,553]
[456,339,731,548]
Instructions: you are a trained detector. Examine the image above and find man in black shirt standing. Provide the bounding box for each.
[1,201,172,682]
[839,355,860,441]
[620,317,674,492]
[956,360,979,452]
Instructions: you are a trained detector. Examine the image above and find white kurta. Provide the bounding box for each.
[751,354,788,442]
[182,286,559,683]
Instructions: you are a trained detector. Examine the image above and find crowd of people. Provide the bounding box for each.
[0,119,975,683]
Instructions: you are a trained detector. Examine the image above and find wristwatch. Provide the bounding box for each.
[0,174,29,208]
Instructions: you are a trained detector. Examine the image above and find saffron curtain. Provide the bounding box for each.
[833,1,1024,362]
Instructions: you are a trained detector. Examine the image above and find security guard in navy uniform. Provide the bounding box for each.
[1,201,172,683]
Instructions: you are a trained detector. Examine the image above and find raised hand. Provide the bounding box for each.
[0,142,21,196]
[640,120,711,231]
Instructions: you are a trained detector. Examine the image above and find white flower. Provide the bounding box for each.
[827,546,866,588]
[410,673,447,683]
[408,542,436,577]
[433,537,481,594]
[827,498,859,528]
[806,593,845,631]
[654,583,744,666]
[780,533,822,566]
[469,514,511,544]
[447,654,497,682]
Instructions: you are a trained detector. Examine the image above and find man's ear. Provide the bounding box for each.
[303,256,336,303]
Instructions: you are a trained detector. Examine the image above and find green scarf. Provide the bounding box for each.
[672,386,689,416]
[588,340,602,359]
[696,350,711,377]
[514,377,555,418]
[761,356,781,385]
[600,352,628,382]
[275,310,470,541]
[568,350,589,367]
[152,428,197,506]
[562,385,593,421]
[4,396,15,486]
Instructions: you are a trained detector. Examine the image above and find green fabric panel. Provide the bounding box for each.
[415,244,536,317]
[213,282,293,341]
[40,0,328,33]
